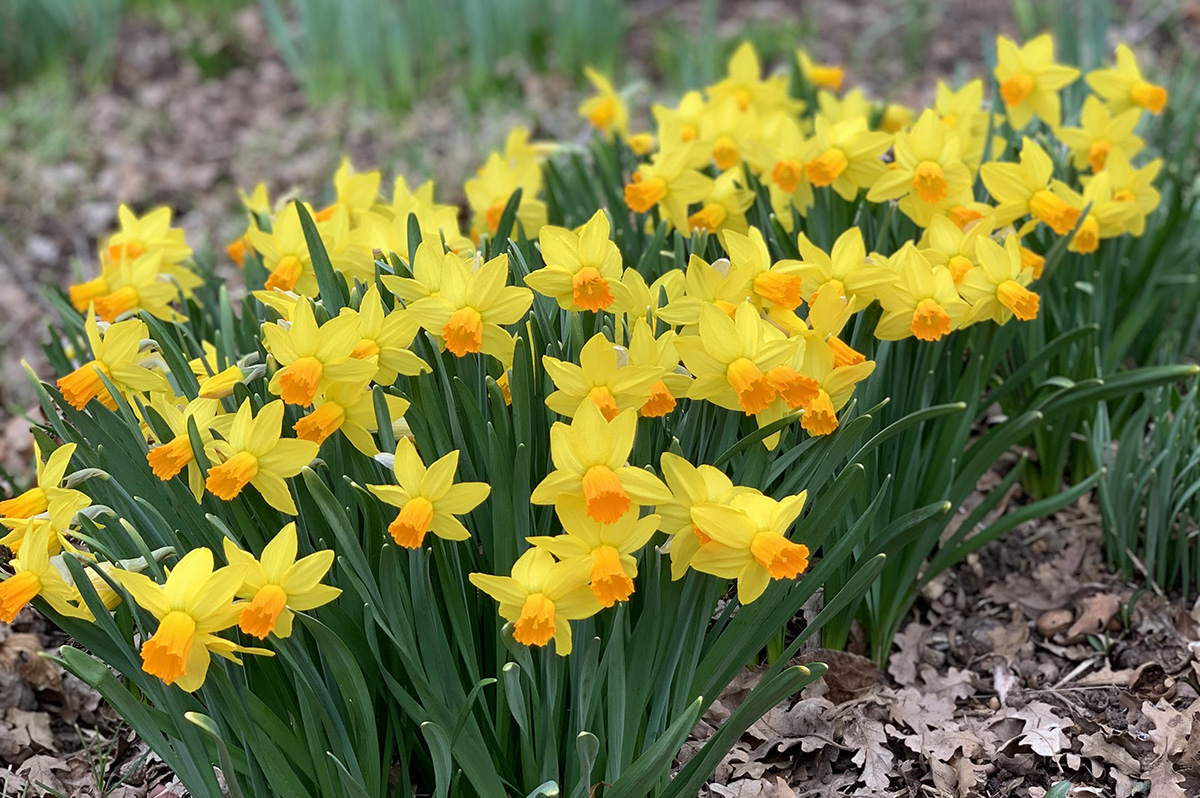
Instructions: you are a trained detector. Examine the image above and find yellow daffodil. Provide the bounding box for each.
[1086,44,1168,115]
[994,34,1080,129]
[652,90,706,150]
[675,302,798,417]
[314,157,381,225]
[658,254,755,330]
[794,227,897,313]
[763,117,815,221]
[706,42,799,117]
[802,115,892,201]
[866,109,973,226]
[1086,149,1161,236]
[527,495,658,607]
[204,399,319,515]
[531,402,670,524]
[407,253,533,363]
[113,547,271,691]
[796,48,845,92]
[624,144,714,230]
[469,548,600,655]
[1067,171,1140,254]
[579,68,629,137]
[465,152,547,239]
[725,227,806,313]
[57,310,169,411]
[918,214,995,285]
[222,523,341,639]
[626,319,692,418]
[146,394,227,502]
[91,251,187,323]
[381,240,457,304]
[103,204,193,267]
[690,492,810,604]
[263,297,378,406]
[246,203,317,296]
[875,245,969,342]
[959,235,1040,325]
[686,169,755,238]
[658,452,760,580]
[0,443,89,533]
[294,378,410,455]
[1056,95,1144,172]
[344,285,429,383]
[934,79,995,169]
[525,210,632,313]
[980,138,1081,235]
[543,331,663,420]
[0,522,89,622]
[367,438,490,548]
[792,290,874,435]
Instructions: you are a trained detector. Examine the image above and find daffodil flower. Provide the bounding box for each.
[917,214,995,286]
[531,402,670,524]
[313,157,381,225]
[263,297,378,406]
[57,310,170,411]
[875,246,969,342]
[796,48,845,92]
[469,548,600,655]
[724,227,806,312]
[527,496,659,607]
[0,521,89,623]
[407,253,533,363]
[578,68,629,138]
[1086,44,1168,116]
[204,399,320,515]
[525,210,632,313]
[0,442,91,535]
[464,152,547,239]
[626,319,692,418]
[690,492,810,604]
[146,394,228,501]
[294,378,410,456]
[542,331,663,420]
[113,547,271,692]
[795,227,897,314]
[658,254,756,331]
[980,138,1081,235]
[624,145,714,230]
[658,453,760,580]
[801,116,891,202]
[866,109,973,227]
[1085,149,1161,237]
[223,523,341,639]
[796,292,876,435]
[246,203,316,295]
[993,34,1080,129]
[959,235,1040,326]
[93,251,188,323]
[1056,95,1144,173]
[102,204,193,267]
[367,438,490,548]
[342,285,429,383]
[706,42,799,117]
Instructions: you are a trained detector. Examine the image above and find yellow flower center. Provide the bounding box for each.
[514,592,556,647]
[1071,214,1101,255]
[828,335,866,368]
[766,366,819,411]
[141,610,196,686]
[590,545,634,607]
[389,496,435,548]
[1131,81,1168,115]
[587,96,617,130]
[996,280,1040,321]
[772,159,804,194]
[941,113,959,129]
[0,487,48,520]
[801,389,838,435]
[586,386,620,422]
[1113,189,1136,204]
[351,338,381,360]
[809,65,844,92]
[69,276,110,313]
[294,402,346,445]
[628,133,656,156]
[1029,190,1081,236]
[206,451,259,501]
[1020,246,1045,280]
[726,357,776,415]
[581,465,631,525]
[572,266,614,312]
[753,272,804,310]
[680,124,698,142]
[624,176,668,214]
[640,381,676,418]
[805,149,848,187]
[277,356,324,406]
[947,255,974,284]
[1086,140,1111,172]
[58,362,111,411]
[750,532,809,580]
[911,161,949,204]
[94,286,140,322]
[485,200,508,233]
[999,73,1035,108]
[910,298,952,341]
[688,203,728,234]
[0,571,42,624]
[240,584,289,639]
[712,136,740,171]
[107,240,146,262]
[148,436,195,481]
[947,206,985,229]
[442,307,484,357]
[734,88,753,111]
[266,255,304,293]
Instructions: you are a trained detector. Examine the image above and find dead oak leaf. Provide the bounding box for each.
[997,701,1070,757]
[1068,593,1121,638]
[887,623,927,687]
[1144,757,1187,798]
[16,754,70,795]
[1078,731,1141,776]
[1143,699,1200,758]
[745,697,836,756]
[842,714,892,791]
[0,707,56,764]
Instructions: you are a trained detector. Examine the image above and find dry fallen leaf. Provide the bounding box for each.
[842,714,892,791]
[1144,757,1187,798]
[1077,731,1141,776]
[887,623,927,687]
[0,707,57,764]
[1000,702,1070,757]
[1068,594,1122,638]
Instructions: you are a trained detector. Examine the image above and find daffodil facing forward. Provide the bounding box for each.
[57,310,169,411]
[367,438,490,548]
[263,297,378,406]
[542,331,663,420]
[222,523,341,639]
[113,547,271,691]
[525,210,632,313]
[469,548,600,655]
[993,34,1080,129]
[204,400,319,515]
[0,522,89,623]
[531,402,670,524]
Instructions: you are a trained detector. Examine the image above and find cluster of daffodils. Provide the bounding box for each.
[1,33,1166,676]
